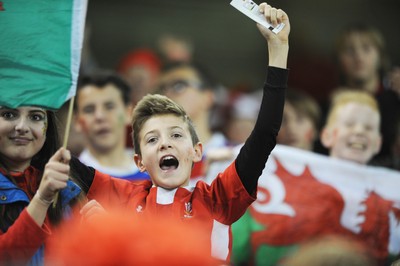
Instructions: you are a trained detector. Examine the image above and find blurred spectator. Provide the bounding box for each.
[319,89,398,264]
[278,88,321,151]
[223,91,261,146]
[317,23,400,169]
[157,33,194,64]
[224,88,321,152]
[321,89,382,164]
[74,70,149,181]
[117,48,161,105]
[46,210,217,266]
[334,24,389,95]
[280,235,376,266]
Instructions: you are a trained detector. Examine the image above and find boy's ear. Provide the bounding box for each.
[193,142,203,163]
[320,127,334,148]
[134,154,147,172]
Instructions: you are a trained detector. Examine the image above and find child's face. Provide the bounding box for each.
[75,84,131,153]
[0,106,47,171]
[277,102,316,151]
[322,102,381,164]
[338,33,380,84]
[134,114,202,189]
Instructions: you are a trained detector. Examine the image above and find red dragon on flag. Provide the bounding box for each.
[206,145,400,265]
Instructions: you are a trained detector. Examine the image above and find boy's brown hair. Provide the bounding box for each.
[325,89,380,128]
[131,94,199,155]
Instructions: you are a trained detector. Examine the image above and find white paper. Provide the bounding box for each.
[230,0,285,34]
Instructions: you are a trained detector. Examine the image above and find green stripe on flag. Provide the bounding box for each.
[0,0,87,110]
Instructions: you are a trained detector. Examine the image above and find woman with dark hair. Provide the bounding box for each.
[0,106,84,265]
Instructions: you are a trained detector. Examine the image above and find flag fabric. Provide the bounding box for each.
[0,0,88,110]
[207,145,400,265]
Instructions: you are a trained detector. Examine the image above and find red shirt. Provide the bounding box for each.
[0,210,50,264]
[87,161,255,261]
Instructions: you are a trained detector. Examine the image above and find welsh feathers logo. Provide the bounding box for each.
[184,202,193,218]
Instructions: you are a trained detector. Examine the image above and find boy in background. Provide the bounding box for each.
[277,88,321,151]
[74,71,149,181]
[320,89,382,164]
[320,89,399,264]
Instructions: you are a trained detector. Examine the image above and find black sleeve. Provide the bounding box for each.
[70,156,95,194]
[235,66,288,194]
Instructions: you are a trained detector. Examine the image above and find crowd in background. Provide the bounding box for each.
[76,20,400,172]
[60,16,400,265]
[1,2,400,266]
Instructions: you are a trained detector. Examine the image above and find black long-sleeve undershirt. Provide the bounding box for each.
[235,66,288,195]
[70,156,94,193]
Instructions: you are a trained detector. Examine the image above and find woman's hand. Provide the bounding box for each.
[37,147,71,204]
[27,148,71,226]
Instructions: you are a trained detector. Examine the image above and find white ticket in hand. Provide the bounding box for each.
[230,0,285,34]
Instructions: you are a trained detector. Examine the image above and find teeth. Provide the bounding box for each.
[163,156,174,160]
[349,143,365,150]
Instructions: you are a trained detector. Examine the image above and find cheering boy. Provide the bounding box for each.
[63,2,290,263]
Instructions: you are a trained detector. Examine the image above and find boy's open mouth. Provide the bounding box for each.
[347,140,367,151]
[159,155,179,170]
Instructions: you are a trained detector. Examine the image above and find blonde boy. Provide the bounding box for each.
[321,89,382,164]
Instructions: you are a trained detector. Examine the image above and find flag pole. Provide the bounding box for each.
[52,96,75,208]
[62,96,75,148]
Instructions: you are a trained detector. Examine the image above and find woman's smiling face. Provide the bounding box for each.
[0,106,47,171]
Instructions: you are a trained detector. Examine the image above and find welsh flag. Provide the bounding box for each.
[207,145,400,265]
[0,0,88,110]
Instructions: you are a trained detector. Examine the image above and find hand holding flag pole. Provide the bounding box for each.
[52,96,75,208]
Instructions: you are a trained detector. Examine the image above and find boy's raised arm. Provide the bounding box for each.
[235,2,290,195]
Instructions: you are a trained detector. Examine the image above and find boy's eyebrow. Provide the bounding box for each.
[143,129,158,138]
[143,125,185,138]
[169,125,184,131]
